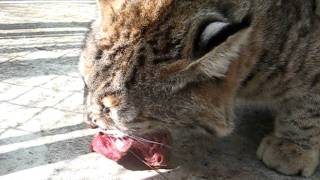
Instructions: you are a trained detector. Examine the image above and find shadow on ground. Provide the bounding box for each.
[0,22,90,30]
[0,123,87,146]
[0,56,79,80]
[0,123,92,175]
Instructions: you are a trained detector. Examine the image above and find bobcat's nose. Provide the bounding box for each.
[84,114,99,129]
[85,103,110,129]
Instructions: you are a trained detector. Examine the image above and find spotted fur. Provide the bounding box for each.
[79,0,320,176]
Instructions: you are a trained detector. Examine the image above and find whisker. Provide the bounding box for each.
[127,134,172,149]
[111,128,170,147]
[128,150,169,180]
[99,128,126,137]
[98,128,172,149]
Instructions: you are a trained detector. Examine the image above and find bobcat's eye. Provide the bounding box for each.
[193,20,249,59]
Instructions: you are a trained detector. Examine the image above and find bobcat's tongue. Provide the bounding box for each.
[90,131,170,167]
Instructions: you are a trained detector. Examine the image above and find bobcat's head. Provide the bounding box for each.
[79,0,261,137]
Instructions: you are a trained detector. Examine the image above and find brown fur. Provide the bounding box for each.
[79,0,320,176]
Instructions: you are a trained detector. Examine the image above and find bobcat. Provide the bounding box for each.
[79,0,320,177]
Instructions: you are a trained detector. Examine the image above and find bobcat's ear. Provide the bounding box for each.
[167,28,252,91]
[97,0,127,32]
[189,28,250,78]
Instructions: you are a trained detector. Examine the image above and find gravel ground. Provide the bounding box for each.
[0,1,319,179]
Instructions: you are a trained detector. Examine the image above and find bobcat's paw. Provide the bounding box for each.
[257,135,319,177]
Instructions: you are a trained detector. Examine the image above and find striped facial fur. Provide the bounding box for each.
[79,0,320,176]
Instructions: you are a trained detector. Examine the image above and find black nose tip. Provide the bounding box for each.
[87,123,98,129]
[84,114,98,128]
[103,107,110,114]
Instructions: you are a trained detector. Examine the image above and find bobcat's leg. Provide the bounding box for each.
[257,95,320,177]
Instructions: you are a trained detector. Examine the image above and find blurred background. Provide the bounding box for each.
[0,0,320,180]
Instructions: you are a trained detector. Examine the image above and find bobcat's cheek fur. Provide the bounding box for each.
[80,0,320,177]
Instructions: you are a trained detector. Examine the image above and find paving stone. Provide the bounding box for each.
[0,2,97,23]
[1,75,58,87]
[41,75,84,92]
[0,82,32,101]
[0,56,78,83]
[0,128,36,142]
[0,140,48,176]
[11,50,69,61]
[0,51,30,63]
[0,102,42,130]
[54,92,84,113]
[10,87,72,108]
[18,108,83,132]
[0,36,85,50]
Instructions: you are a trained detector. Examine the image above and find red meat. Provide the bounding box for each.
[90,132,170,167]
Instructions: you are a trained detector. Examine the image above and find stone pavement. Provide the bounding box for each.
[0,0,319,180]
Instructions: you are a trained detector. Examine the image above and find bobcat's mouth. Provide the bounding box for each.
[90,129,171,167]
